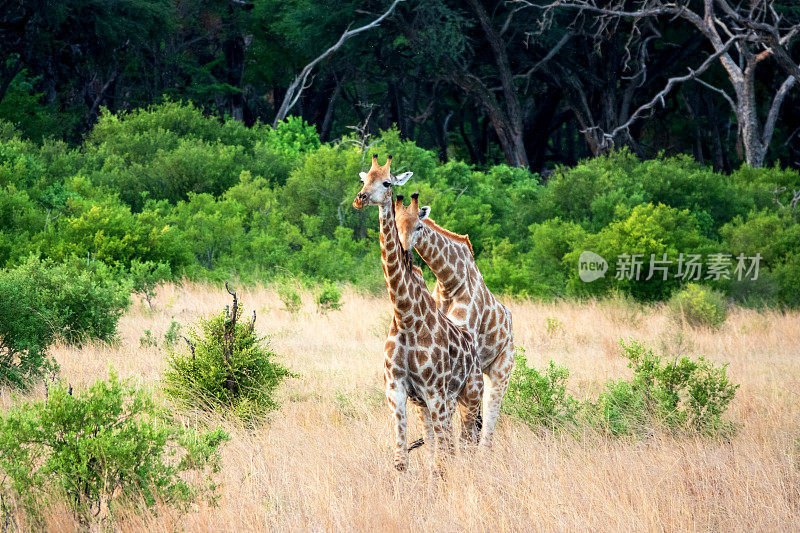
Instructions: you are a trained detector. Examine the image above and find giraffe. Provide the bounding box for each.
[353,154,483,472]
[394,193,515,447]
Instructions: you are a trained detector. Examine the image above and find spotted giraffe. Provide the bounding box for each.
[394,193,515,447]
[353,155,483,472]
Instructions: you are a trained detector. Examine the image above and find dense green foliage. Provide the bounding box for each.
[505,340,739,437]
[163,295,293,420]
[0,102,800,320]
[667,283,729,328]
[503,348,578,429]
[1,102,798,311]
[0,257,129,387]
[591,340,739,436]
[0,371,227,526]
[3,0,800,171]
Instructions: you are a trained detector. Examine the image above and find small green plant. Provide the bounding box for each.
[164,320,181,348]
[502,348,578,429]
[163,285,293,420]
[668,283,729,327]
[129,260,171,310]
[316,282,343,314]
[589,339,739,435]
[139,329,158,348]
[277,283,302,315]
[545,317,563,336]
[0,370,227,527]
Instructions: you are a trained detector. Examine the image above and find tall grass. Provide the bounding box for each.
[2,282,798,530]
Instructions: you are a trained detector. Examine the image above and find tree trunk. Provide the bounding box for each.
[464,0,529,167]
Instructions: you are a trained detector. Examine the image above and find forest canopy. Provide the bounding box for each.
[2,0,800,170]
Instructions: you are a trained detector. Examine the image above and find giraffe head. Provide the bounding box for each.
[395,192,431,251]
[352,154,413,209]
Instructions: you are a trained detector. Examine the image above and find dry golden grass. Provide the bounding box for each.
[3,281,800,531]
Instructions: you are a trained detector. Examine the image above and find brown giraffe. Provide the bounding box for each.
[394,193,515,447]
[353,155,483,472]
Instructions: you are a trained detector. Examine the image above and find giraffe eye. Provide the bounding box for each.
[382,181,391,187]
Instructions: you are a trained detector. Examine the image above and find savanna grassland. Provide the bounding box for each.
[3,282,798,531]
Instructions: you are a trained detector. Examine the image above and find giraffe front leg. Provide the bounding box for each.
[427,397,455,475]
[458,365,484,447]
[412,403,435,463]
[480,345,515,448]
[386,382,409,471]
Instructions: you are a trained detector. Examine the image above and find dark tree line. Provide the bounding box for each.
[2,0,799,170]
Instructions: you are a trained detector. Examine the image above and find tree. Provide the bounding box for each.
[522,0,800,167]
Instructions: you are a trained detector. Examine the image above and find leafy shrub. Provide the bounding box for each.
[502,348,577,429]
[277,283,303,315]
[0,257,129,387]
[164,320,181,348]
[163,289,292,420]
[265,116,321,161]
[668,283,729,327]
[0,371,228,526]
[588,339,738,435]
[0,264,58,388]
[720,209,800,306]
[140,329,158,348]
[129,260,171,309]
[316,282,343,313]
[566,203,717,300]
[22,257,130,343]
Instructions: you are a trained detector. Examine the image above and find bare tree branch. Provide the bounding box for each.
[272,0,403,126]
[762,75,797,149]
[591,34,744,151]
[693,77,736,113]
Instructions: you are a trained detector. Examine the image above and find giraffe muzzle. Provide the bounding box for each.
[353,192,368,209]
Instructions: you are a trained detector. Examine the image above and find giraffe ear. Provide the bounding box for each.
[393,171,413,186]
[359,171,368,181]
[418,206,431,221]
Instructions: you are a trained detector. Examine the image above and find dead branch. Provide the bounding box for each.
[272,0,404,126]
[589,34,744,151]
[223,282,239,394]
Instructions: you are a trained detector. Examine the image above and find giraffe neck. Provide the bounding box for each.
[379,199,416,326]
[414,225,473,296]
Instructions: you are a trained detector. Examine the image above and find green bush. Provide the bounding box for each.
[504,341,738,436]
[316,282,343,313]
[0,371,228,526]
[720,209,800,306]
[0,257,129,387]
[24,257,130,343]
[667,283,729,327]
[0,264,58,388]
[502,348,578,429]
[566,203,717,300]
[129,260,171,309]
[588,339,738,435]
[164,320,181,348]
[277,282,303,315]
[162,290,292,420]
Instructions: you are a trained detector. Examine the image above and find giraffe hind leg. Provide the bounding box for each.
[480,344,515,448]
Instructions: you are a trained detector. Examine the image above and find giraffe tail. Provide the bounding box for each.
[407,438,425,452]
